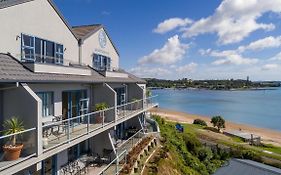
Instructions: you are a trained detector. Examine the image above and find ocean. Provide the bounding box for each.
[153,88,281,131]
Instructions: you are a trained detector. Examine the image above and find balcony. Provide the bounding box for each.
[58,150,127,175]
[20,54,92,76]
[114,129,145,155]
[42,96,157,151]
[94,66,129,78]
[0,96,157,173]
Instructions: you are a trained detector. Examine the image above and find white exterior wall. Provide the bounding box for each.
[81,28,119,69]
[0,0,79,65]
[29,83,90,122]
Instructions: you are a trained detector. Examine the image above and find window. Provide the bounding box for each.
[35,38,43,63]
[37,92,54,117]
[55,44,64,64]
[45,41,55,64]
[93,54,111,71]
[21,34,35,61]
[21,33,64,65]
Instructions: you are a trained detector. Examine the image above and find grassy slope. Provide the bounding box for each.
[152,116,225,175]
[151,115,281,175]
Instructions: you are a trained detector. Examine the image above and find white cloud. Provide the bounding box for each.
[176,63,198,73]
[153,18,193,34]
[182,0,281,44]
[269,52,281,61]
[198,48,212,56]
[261,63,279,70]
[211,53,258,65]
[238,36,281,52]
[138,35,189,65]
[129,66,171,78]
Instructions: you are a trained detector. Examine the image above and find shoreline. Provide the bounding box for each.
[150,87,279,91]
[150,108,281,147]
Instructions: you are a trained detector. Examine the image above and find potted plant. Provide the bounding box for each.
[2,117,25,161]
[95,102,109,123]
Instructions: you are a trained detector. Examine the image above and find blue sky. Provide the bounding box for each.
[54,0,281,81]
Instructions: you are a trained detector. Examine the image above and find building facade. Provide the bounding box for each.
[0,0,158,174]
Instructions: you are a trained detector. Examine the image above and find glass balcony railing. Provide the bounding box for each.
[115,129,145,155]
[0,128,37,171]
[98,150,127,175]
[20,53,64,65]
[42,107,116,150]
[0,96,157,172]
[42,96,157,151]
[117,95,158,120]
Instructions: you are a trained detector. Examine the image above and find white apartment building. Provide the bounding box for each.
[0,0,158,174]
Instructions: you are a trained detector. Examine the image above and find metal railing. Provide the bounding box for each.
[0,96,157,172]
[19,53,65,65]
[42,96,157,151]
[117,95,158,120]
[42,107,116,150]
[0,128,37,171]
[115,129,144,155]
[98,150,127,175]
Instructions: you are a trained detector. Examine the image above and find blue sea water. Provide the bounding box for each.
[153,88,281,131]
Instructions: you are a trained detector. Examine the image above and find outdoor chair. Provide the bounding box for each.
[51,115,67,140]
[101,148,114,164]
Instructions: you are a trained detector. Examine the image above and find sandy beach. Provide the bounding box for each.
[150,108,281,147]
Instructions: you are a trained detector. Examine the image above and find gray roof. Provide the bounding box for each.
[72,24,120,56]
[72,24,103,40]
[0,53,145,84]
[214,159,281,175]
[0,0,33,9]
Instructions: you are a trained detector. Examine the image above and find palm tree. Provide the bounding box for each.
[3,117,25,146]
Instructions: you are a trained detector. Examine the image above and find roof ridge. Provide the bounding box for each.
[72,24,102,28]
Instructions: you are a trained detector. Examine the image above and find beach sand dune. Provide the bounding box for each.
[150,108,281,147]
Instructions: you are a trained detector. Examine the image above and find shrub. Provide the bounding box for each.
[211,116,225,132]
[183,134,202,154]
[196,147,213,162]
[193,119,207,126]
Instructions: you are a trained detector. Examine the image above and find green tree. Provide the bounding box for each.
[211,116,225,132]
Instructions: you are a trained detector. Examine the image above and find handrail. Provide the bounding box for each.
[116,129,144,149]
[98,150,127,175]
[0,127,36,140]
[42,106,115,128]
[116,95,158,108]
[43,96,157,128]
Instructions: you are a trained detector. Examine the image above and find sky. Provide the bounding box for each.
[54,0,281,81]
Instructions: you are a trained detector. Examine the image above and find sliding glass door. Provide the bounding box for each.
[114,87,126,106]
[62,90,89,125]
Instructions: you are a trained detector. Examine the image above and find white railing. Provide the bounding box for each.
[19,53,65,65]
[0,127,37,171]
[117,95,158,120]
[0,96,157,172]
[98,150,127,175]
[115,129,144,155]
[41,96,157,151]
[42,107,116,151]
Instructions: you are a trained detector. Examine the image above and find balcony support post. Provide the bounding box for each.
[87,114,90,133]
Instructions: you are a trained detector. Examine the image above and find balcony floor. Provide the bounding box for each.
[44,123,105,150]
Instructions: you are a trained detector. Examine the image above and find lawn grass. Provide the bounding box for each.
[171,120,281,162]
[154,115,281,171]
[261,144,281,155]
